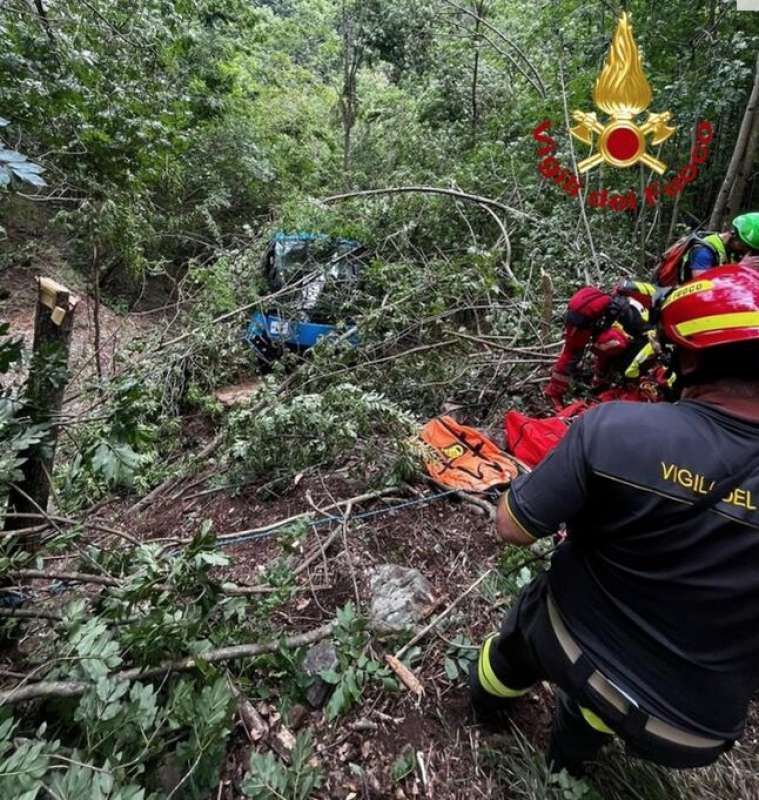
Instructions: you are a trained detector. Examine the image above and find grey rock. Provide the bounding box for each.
[303,640,339,708]
[369,564,433,632]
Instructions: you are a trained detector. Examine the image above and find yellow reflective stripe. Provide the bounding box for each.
[580,707,615,735]
[633,281,656,296]
[662,279,714,308]
[675,311,759,337]
[505,492,537,543]
[477,636,530,698]
[703,233,727,264]
[624,341,654,379]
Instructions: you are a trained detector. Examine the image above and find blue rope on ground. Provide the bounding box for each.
[3,488,463,604]
[216,489,460,548]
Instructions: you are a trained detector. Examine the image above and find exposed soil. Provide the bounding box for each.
[126,461,547,800]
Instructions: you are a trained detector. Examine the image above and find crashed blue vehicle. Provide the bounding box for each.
[245,232,367,362]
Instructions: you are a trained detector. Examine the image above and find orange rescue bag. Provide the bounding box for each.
[420,415,518,492]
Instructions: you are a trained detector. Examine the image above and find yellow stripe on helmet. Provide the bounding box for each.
[675,311,759,338]
[662,280,714,308]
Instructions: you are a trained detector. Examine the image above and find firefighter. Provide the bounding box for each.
[543,281,658,410]
[684,212,759,276]
[471,263,759,776]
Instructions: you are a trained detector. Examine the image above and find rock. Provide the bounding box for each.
[271,725,297,762]
[369,564,433,632]
[303,641,339,708]
[288,703,309,730]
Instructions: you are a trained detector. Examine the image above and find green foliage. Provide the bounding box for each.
[58,378,171,509]
[242,731,323,800]
[390,745,416,783]
[0,117,45,190]
[0,520,274,797]
[319,602,398,722]
[227,380,418,488]
[442,634,478,683]
[0,716,146,800]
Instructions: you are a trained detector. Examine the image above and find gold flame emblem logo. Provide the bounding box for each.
[571,13,675,174]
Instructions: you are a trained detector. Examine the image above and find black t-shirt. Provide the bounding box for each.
[507,400,759,739]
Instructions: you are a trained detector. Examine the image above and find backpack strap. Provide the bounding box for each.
[701,233,728,265]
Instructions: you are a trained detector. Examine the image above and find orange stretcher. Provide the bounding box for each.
[419,416,519,493]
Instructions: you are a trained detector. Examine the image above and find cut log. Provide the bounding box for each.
[5,278,78,535]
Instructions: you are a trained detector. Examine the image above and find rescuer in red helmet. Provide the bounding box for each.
[472,264,759,775]
[543,280,661,409]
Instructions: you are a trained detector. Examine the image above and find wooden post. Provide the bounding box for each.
[5,278,78,532]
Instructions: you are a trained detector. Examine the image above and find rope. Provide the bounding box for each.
[215,489,459,548]
[2,489,461,603]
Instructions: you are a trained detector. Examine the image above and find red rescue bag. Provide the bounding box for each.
[504,401,591,469]
[653,233,701,286]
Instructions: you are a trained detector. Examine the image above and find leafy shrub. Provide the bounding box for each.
[242,731,323,800]
[227,381,419,487]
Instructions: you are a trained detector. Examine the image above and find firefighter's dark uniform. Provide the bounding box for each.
[477,399,759,770]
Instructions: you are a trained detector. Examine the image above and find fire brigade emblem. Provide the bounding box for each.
[571,13,675,175]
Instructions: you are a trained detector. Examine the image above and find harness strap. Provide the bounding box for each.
[546,593,726,749]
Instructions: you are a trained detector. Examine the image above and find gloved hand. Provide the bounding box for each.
[544,370,570,411]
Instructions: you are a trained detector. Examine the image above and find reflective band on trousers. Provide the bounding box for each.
[477,635,530,699]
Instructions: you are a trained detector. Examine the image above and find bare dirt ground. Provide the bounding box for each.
[128,468,548,800]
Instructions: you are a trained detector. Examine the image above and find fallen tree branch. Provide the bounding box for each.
[8,569,324,596]
[297,339,459,390]
[0,621,336,705]
[477,202,517,288]
[446,330,555,360]
[0,607,63,622]
[1,513,140,546]
[321,186,536,221]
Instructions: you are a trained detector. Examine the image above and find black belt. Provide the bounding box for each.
[546,593,726,750]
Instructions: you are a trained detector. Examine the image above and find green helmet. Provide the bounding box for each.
[732,212,759,251]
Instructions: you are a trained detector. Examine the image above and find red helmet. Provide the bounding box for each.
[660,264,759,349]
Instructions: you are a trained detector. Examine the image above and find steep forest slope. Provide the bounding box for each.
[2,1,759,798]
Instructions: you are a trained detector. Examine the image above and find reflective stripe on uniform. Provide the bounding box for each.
[580,707,615,735]
[477,635,530,699]
[703,233,728,264]
[633,281,657,296]
[675,311,759,337]
[505,492,537,543]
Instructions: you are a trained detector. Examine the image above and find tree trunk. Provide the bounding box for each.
[5,278,78,534]
[726,106,759,222]
[91,244,105,390]
[33,0,56,46]
[710,53,759,229]
[340,4,360,191]
[470,1,485,134]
